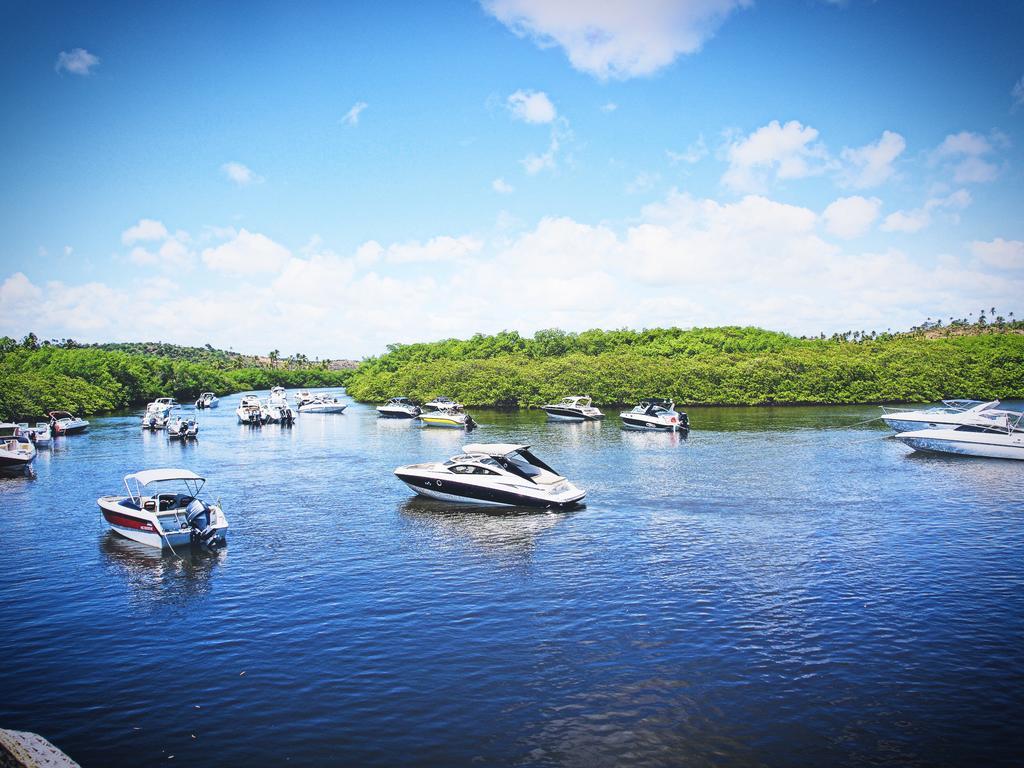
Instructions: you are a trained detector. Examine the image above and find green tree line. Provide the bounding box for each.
[0,338,350,420]
[346,325,1024,407]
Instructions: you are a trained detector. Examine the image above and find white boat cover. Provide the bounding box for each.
[126,468,205,485]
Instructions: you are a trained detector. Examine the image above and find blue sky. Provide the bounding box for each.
[1,0,1022,357]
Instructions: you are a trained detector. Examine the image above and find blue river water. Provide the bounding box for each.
[1,393,1022,767]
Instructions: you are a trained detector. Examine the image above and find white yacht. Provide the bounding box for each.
[195,392,219,409]
[377,397,421,419]
[167,417,199,439]
[895,410,1024,460]
[0,423,36,470]
[297,394,347,414]
[267,387,296,423]
[880,399,1003,432]
[48,410,89,435]
[236,395,264,425]
[620,399,688,431]
[418,405,477,429]
[141,402,169,430]
[293,390,315,407]
[20,422,52,446]
[97,468,228,550]
[541,396,605,422]
[394,443,586,509]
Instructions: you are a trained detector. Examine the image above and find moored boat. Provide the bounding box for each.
[97,468,228,550]
[541,396,604,422]
[21,422,52,446]
[236,395,264,425]
[268,387,296,423]
[297,394,347,414]
[195,392,219,409]
[880,399,1003,432]
[167,417,199,439]
[418,405,476,429]
[895,410,1024,460]
[0,423,36,470]
[377,397,421,419]
[48,410,89,435]
[141,402,169,430]
[394,443,585,508]
[619,399,688,431]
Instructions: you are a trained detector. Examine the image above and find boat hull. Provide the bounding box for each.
[542,407,604,422]
[895,430,1024,460]
[298,404,347,414]
[396,473,585,509]
[418,416,467,428]
[620,415,686,431]
[98,499,228,549]
[378,407,420,419]
[881,416,968,432]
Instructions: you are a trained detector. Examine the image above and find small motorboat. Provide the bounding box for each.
[97,468,228,550]
[297,394,347,414]
[195,392,219,409]
[167,417,199,439]
[236,395,264,425]
[620,398,688,431]
[141,402,169,430]
[20,422,52,446]
[418,405,477,429]
[377,397,421,419]
[293,390,315,407]
[0,423,36,470]
[541,396,605,422]
[895,410,1024,460]
[394,443,585,508]
[267,387,296,423]
[424,396,463,410]
[880,399,1003,432]
[48,410,89,435]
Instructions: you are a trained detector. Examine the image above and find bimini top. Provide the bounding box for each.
[125,468,205,486]
[48,411,75,419]
[463,443,529,457]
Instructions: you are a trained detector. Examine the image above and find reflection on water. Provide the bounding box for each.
[99,532,226,606]
[398,497,569,560]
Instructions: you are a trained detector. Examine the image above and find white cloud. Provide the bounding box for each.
[881,189,971,233]
[492,177,514,194]
[667,135,707,164]
[341,101,368,127]
[1013,76,1024,112]
[931,131,1002,184]
[721,120,830,193]
[970,239,1024,270]
[55,48,99,76]
[122,218,169,245]
[600,102,618,113]
[221,162,263,186]
[383,235,483,264]
[839,131,905,188]
[521,117,572,175]
[482,0,751,80]
[63,245,73,256]
[626,171,660,194]
[822,196,881,239]
[506,90,557,123]
[201,229,292,273]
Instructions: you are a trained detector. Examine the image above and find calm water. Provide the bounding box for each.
[1,394,1022,767]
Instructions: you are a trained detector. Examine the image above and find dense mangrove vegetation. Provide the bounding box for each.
[0,335,350,421]
[346,323,1024,407]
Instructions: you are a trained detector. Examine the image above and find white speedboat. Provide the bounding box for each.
[267,387,296,423]
[297,394,347,414]
[541,396,605,422]
[167,417,199,439]
[394,443,586,509]
[620,398,688,431]
[377,397,421,419]
[195,392,219,409]
[48,410,89,435]
[151,397,179,414]
[880,399,1003,432]
[236,395,264,425]
[97,468,228,550]
[293,390,315,406]
[895,410,1024,460]
[0,423,36,470]
[141,402,169,430]
[424,396,463,409]
[418,405,477,429]
[20,422,51,446]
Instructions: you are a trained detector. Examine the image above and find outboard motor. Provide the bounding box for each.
[185,499,220,548]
